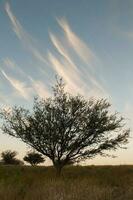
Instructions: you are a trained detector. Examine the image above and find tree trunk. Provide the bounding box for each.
[55,164,62,177]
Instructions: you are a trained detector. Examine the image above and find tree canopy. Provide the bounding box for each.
[23,151,45,166]
[0,78,130,174]
[1,150,23,165]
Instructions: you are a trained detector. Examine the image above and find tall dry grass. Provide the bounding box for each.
[0,165,132,200]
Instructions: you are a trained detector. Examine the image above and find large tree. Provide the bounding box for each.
[0,78,130,175]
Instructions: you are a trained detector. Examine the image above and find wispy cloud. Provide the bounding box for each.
[57,18,94,65]
[1,70,31,100]
[48,52,85,94]
[1,58,50,99]
[49,18,108,98]
[29,77,50,98]
[5,2,48,67]
[49,32,78,71]
[4,2,108,101]
[2,57,24,76]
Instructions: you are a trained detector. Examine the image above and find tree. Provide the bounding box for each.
[1,150,23,165]
[0,78,130,175]
[23,151,45,166]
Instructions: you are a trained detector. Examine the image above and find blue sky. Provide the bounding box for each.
[0,0,133,165]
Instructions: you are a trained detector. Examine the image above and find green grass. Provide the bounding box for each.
[0,165,133,200]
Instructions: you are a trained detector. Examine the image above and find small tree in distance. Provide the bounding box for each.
[23,152,45,166]
[1,150,23,165]
[0,78,130,175]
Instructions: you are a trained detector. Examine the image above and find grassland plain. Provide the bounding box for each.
[0,165,133,200]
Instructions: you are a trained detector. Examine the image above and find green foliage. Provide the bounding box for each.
[0,78,130,174]
[1,150,23,165]
[23,152,45,166]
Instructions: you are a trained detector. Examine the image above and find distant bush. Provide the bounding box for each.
[23,152,45,166]
[1,150,23,165]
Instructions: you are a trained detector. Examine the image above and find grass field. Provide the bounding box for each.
[0,165,133,200]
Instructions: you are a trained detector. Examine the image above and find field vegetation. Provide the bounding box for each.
[0,165,133,200]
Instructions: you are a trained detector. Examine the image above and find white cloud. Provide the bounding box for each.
[2,57,24,76]
[5,3,23,39]
[1,57,50,101]
[49,18,108,99]
[49,32,78,71]
[4,2,108,100]
[5,2,48,66]
[57,18,94,65]
[29,77,50,98]
[3,57,16,69]
[1,70,31,100]
[48,52,88,95]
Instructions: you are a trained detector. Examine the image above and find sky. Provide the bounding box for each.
[0,0,133,165]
